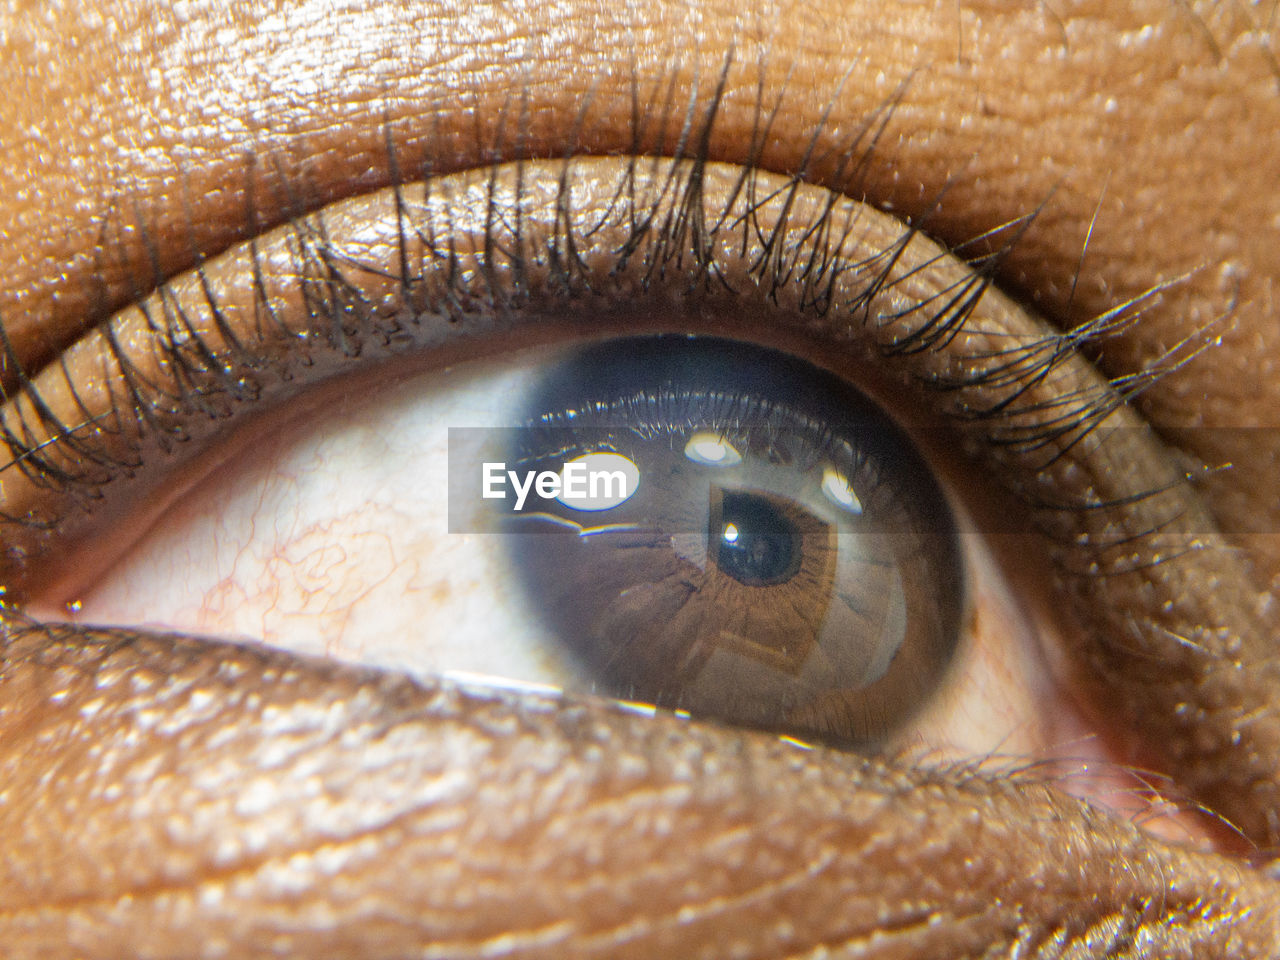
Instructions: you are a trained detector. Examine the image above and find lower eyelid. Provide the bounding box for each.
[4,155,1279,847]
[5,620,1278,956]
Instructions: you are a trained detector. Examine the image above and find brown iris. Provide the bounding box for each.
[498,336,963,747]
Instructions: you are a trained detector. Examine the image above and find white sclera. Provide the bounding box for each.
[50,355,591,690]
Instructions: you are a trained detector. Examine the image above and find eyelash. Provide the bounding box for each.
[0,143,1145,488]
[0,86,1198,616]
[2,82,1275,849]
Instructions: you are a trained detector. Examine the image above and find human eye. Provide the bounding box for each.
[3,2,1280,958]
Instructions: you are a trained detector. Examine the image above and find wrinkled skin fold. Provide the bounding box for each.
[1,626,1278,958]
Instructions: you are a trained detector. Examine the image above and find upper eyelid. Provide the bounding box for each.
[0,51,1101,384]
[9,7,1274,507]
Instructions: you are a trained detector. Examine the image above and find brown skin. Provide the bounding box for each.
[2,0,1280,956]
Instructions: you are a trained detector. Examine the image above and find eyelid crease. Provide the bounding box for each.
[2,156,1279,852]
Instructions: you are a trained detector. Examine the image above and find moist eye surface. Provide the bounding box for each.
[474,335,964,746]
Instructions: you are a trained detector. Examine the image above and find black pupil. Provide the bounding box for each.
[716,491,798,586]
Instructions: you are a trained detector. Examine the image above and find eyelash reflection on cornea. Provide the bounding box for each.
[1,85,1279,851]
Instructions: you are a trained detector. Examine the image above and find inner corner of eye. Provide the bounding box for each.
[28,329,1009,753]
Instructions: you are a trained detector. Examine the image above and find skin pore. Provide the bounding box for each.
[3,0,1280,956]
